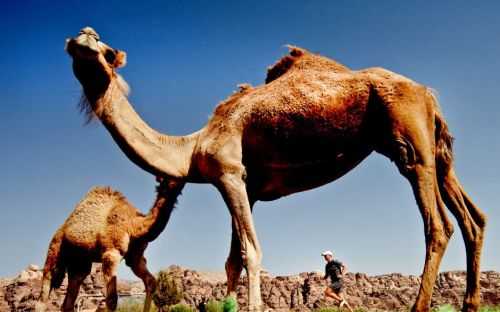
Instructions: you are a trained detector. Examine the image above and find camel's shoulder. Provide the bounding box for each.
[265,45,351,83]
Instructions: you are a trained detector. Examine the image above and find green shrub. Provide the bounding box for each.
[433,304,456,312]
[205,299,223,312]
[169,303,195,312]
[153,270,183,311]
[222,297,238,312]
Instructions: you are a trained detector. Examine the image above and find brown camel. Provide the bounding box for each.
[37,177,183,312]
[65,27,486,312]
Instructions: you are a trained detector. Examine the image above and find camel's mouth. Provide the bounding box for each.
[66,27,126,69]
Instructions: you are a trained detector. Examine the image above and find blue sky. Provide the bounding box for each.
[1,1,499,280]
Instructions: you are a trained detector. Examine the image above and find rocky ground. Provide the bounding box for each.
[1,264,499,311]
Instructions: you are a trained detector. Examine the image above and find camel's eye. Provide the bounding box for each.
[104,49,116,64]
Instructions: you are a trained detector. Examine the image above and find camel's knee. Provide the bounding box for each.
[242,248,262,273]
[466,224,485,252]
[468,205,487,237]
[429,226,450,252]
[102,250,121,276]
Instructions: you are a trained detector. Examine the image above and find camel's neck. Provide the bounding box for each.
[133,182,184,242]
[86,78,199,179]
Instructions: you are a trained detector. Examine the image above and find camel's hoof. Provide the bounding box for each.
[462,301,480,312]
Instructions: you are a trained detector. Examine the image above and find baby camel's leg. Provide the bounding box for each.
[61,261,91,312]
[102,249,122,311]
[126,250,156,312]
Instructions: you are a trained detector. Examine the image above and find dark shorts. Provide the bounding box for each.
[329,280,343,293]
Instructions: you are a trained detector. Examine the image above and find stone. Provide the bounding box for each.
[1,266,499,311]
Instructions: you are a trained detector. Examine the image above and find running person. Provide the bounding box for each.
[322,250,353,311]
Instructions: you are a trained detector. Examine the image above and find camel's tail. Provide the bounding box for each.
[427,89,454,178]
[429,88,486,229]
[39,230,66,303]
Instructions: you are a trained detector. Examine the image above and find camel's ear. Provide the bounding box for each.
[113,50,127,68]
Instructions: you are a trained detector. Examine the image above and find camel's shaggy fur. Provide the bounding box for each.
[38,178,184,312]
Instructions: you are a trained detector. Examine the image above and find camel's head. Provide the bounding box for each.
[66,27,129,121]
[66,27,127,71]
[66,27,128,98]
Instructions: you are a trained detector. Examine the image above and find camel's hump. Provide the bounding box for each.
[265,45,350,84]
[85,186,127,202]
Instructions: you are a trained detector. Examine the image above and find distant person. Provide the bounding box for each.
[321,250,353,312]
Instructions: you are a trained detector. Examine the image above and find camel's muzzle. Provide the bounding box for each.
[66,27,101,58]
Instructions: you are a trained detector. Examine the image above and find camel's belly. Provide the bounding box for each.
[244,141,373,201]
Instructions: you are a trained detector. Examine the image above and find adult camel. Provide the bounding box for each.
[65,27,486,312]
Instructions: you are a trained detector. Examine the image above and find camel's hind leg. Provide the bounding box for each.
[439,168,486,312]
[384,113,453,311]
[404,162,452,312]
[126,251,156,312]
[225,221,244,297]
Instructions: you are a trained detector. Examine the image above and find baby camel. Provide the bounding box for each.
[37,177,184,312]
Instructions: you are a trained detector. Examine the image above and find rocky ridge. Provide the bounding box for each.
[1,264,499,311]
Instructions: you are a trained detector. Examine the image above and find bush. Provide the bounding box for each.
[153,269,183,311]
[205,299,223,312]
[203,297,238,312]
[434,305,456,312]
[222,297,238,312]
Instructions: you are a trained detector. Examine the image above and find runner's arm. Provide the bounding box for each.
[341,264,348,275]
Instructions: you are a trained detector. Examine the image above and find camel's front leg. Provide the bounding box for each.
[102,249,122,311]
[219,173,263,312]
[226,221,244,297]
